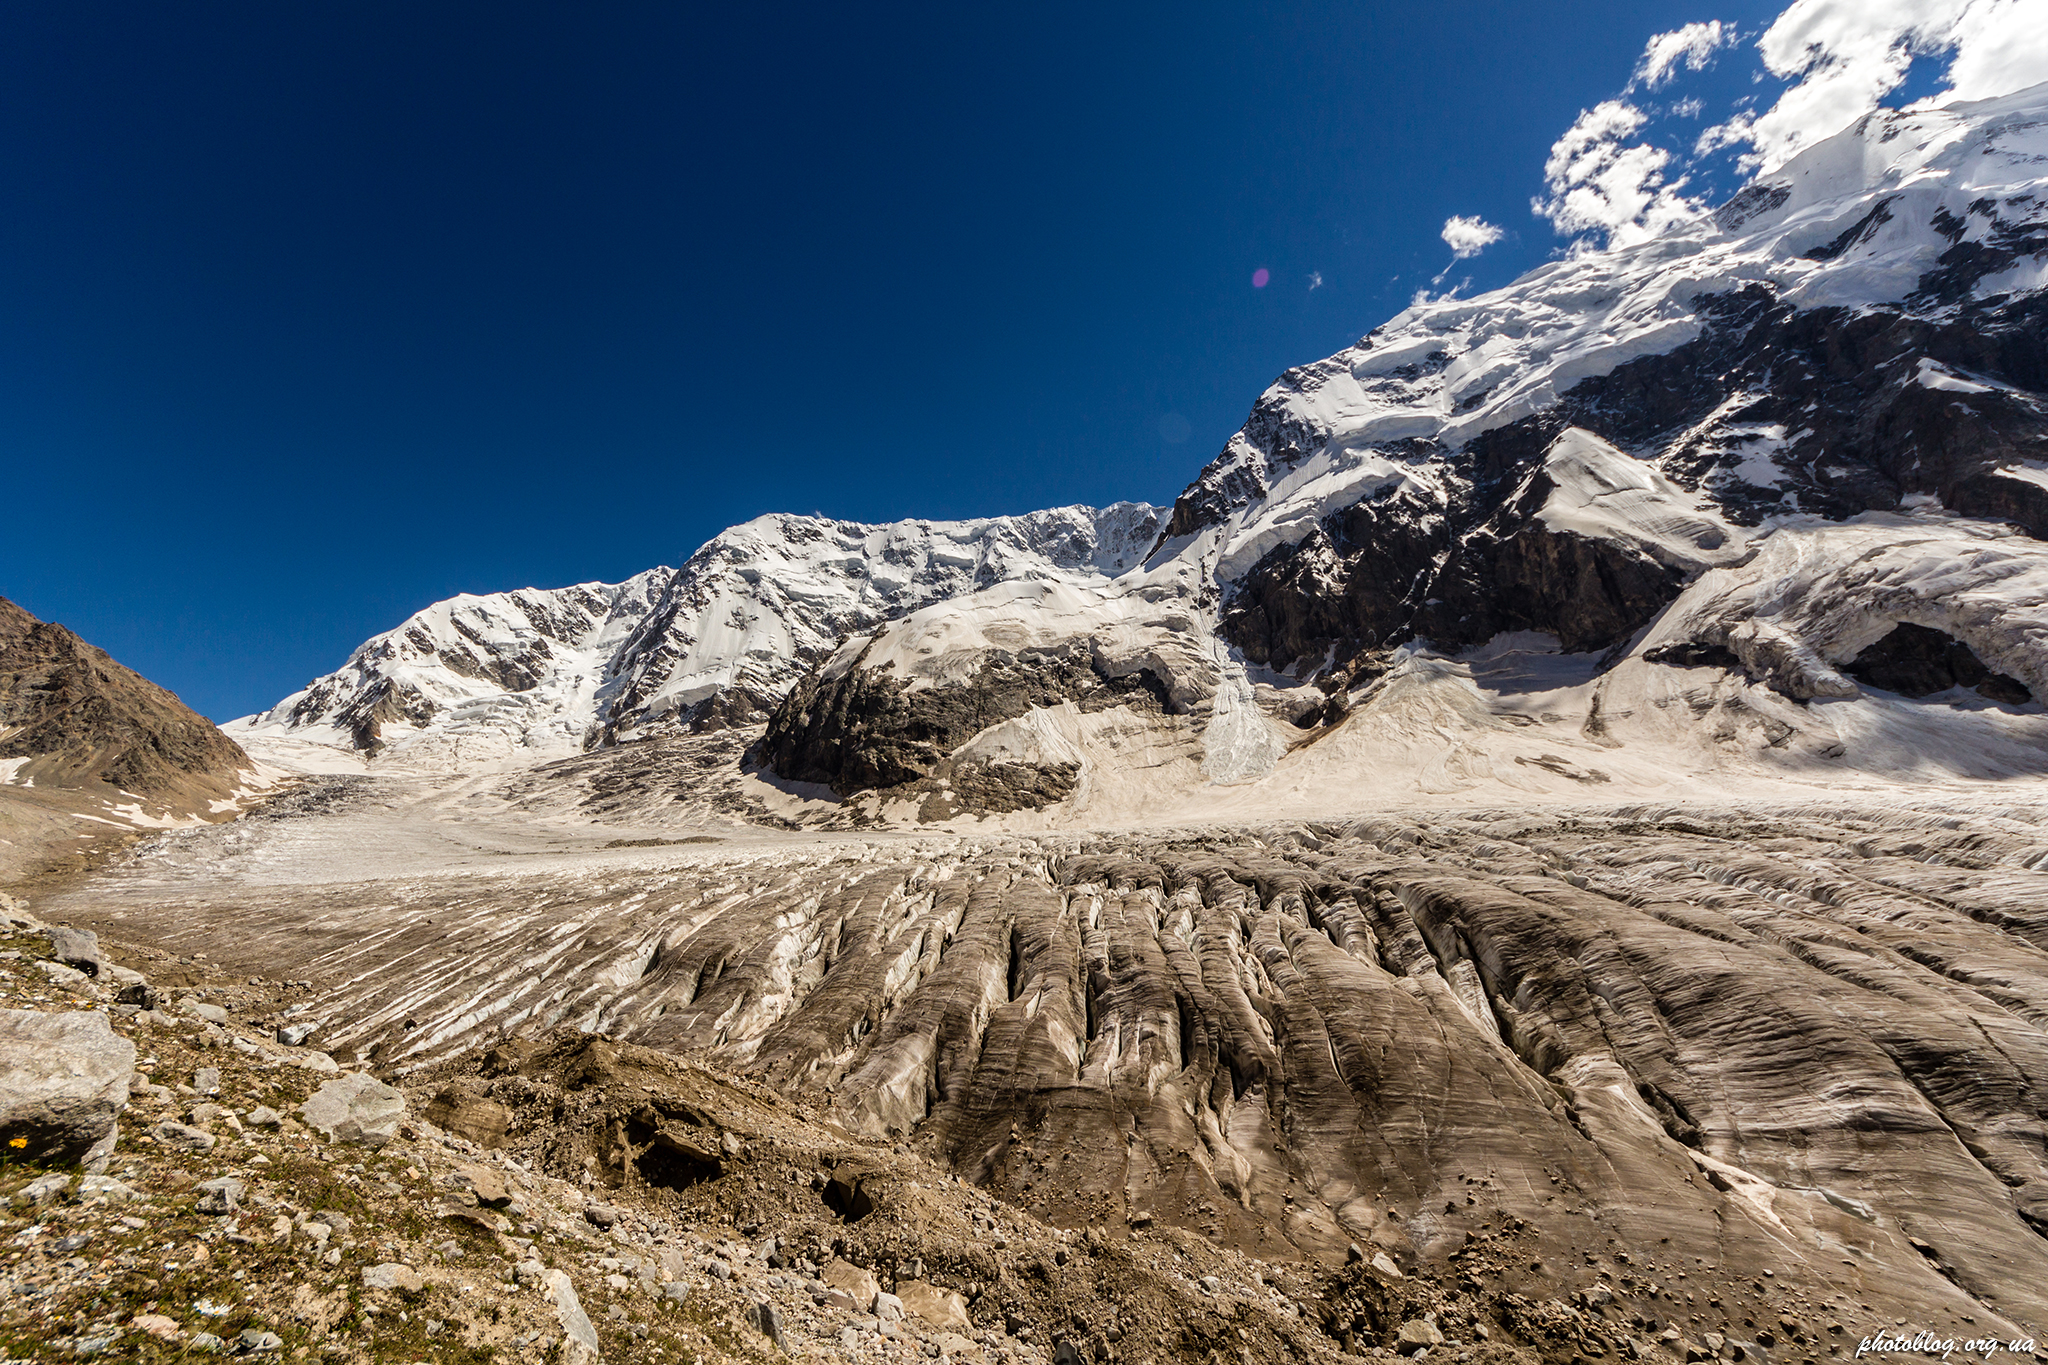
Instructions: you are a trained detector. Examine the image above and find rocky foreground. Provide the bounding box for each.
[0,895,1636,1365]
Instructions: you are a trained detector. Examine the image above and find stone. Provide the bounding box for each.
[184,999,229,1025]
[191,1066,220,1095]
[37,959,91,987]
[755,1300,787,1349]
[420,1081,513,1147]
[116,982,162,1011]
[247,1105,282,1127]
[131,1313,180,1340]
[153,1120,216,1152]
[76,1174,138,1203]
[17,1172,72,1205]
[195,1176,245,1214]
[874,1291,905,1323]
[1397,1319,1446,1355]
[897,1280,971,1330]
[237,1328,284,1353]
[362,1262,423,1292]
[0,1008,134,1167]
[1371,1251,1403,1278]
[822,1257,880,1311]
[584,1202,619,1228]
[316,1209,354,1236]
[42,925,101,976]
[189,1332,226,1353]
[276,1022,317,1047]
[301,1073,405,1147]
[449,1162,510,1205]
[515,1259,548,1285]
[297,1051,340,1073]
[545,1268,601,1365]
[0,891,40,931]
[661,1281,689,1303]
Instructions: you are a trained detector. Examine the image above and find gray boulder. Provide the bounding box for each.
[0,1009,135,1168]
[301,1072,406,1147]
[41,926,101,976]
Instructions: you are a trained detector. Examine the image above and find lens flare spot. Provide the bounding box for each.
[1251,268,1270,288]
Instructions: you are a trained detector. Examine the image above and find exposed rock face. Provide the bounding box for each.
[0,595,250,797]
[762,646,1173,800]
[1215,285,2048,678]
[1845,621,2034,702]
[1176,95,2048,686]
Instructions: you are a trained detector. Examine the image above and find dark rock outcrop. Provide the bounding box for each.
[1844,621,2034,702]
[1211,285,2048,680]
[762,648,1172,799]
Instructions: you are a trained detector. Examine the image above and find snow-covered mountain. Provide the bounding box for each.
[227,503,1161,769]
[760,83,2048,818]
[239,84,2048,815]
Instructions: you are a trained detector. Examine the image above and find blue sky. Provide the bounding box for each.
[1,0,1812,720]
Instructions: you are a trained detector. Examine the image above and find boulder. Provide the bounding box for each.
[42,926,101,976]
[447,1162,509,1205]
[755,1301,787,1350]
[0,891,41,931]
[421,1082,512,1147]
[0,1008,135,1168]
[822,1258,880,1311]
[301,1073,405,1148]
[194,1177,245,1214]
[115,982,162,1011]
[896,1280,971,1330]
[1397,1318,1446,1354]
[151,1120,215,1153]
[362,1263,423,1292]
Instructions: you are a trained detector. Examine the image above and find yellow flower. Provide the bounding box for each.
[7,1137,24,1149]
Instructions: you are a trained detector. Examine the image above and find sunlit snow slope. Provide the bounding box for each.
[228,504,1161,770]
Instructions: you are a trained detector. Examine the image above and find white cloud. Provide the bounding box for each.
[1531,100,1707,247]
[1742,0,2048,167]
[1308,270,1324,290]
[1519,0,2046,253]
[1439,215,1504,259]
[1633,21,1735,90]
